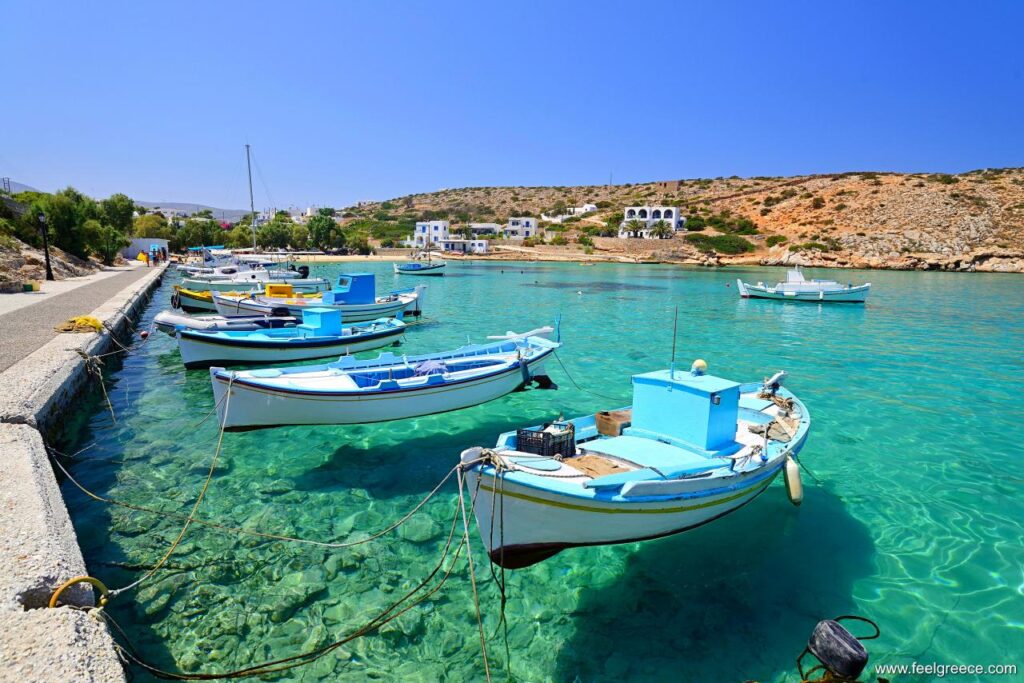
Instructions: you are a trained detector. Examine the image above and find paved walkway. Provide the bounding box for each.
[0,265,159,373]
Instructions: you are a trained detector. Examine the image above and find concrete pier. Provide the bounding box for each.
[0,264,167,682]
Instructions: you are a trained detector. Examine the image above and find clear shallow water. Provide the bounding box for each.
[60,262,1024,682]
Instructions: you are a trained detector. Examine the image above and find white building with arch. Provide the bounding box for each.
[619,206,686,238]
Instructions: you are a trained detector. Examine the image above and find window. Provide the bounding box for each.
[626,209,636,218]
[664,209,673,219]
[638,209,648,218]
[652,209,662,219]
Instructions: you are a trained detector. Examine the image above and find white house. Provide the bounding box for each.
[618,206,686,238]
[503,217,537,239]
[542,203,598,224]
[405,220,451,248]
[468,222,501,236]
[440,238,489,254]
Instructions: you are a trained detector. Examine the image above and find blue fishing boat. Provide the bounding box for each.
[176,307,405,369]
[209,327,559,430]
[460,361,810,568]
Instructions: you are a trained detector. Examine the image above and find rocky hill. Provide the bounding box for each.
[357,169,1024,272]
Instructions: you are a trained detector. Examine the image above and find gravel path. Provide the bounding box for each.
[0,266,156,373]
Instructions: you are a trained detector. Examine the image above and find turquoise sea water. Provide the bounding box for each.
[60,262,1024,682]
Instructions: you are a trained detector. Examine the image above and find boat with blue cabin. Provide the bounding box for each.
[175,307,405,369]
[460,361,809,568]
[211,273,426,321]
[209,327,559,430]
[737,267,870,303]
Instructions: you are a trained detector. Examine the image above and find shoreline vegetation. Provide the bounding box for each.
[4,167,1023,284]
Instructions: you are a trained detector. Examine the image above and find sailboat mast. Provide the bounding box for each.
[245,144,257,251]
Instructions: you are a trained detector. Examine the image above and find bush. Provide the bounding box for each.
[685,234,753,254]
[577,234,594,247]
[551,235,568,246]
[811,197,825,209]
[766,235,788,247]
[794,241,830,252]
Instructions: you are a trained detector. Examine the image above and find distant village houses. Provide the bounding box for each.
[541,203,598,224]
[503,217,537,239]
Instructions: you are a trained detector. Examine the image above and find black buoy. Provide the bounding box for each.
[297,265,310,279]
[797,616,879,682]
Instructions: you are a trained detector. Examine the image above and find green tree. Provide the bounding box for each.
[649,220,672,239]
[290,224,310,250]
[177,218,221,250]
[548,199,568,216]
[624,219,647,237]
[256,218,292,249]
[308,213,343,249]
[225,223,256,249]
[133,214,173,240]
[194,208,215,219]
[101,193,135,234]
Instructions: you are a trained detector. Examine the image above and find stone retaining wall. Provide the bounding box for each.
[0,264,167,682]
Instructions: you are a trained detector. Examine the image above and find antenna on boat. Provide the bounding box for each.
[555,313,562,343]
[669,305,679,378]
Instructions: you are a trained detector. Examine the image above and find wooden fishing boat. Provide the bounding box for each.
[154,310,299,336]
[209,328,559,430]
[176,308,405,369]
[212,274,426,322]
[172,286,219,313]
[394,252,446,276]
[460,362,810,569]
[181,266,330,294]
[737,267,870,303]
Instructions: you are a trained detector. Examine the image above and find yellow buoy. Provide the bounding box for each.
[691,359,708,375]
[784,455,803,506]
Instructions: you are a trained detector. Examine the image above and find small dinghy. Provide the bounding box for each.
[394,253,446,276]
[212,274,426,322]
[209,327,559,430]
[460,361,810,569]
[176,307,405,369]
[172,286,219,313]
[737,267,870,303]
[154,310,299,336]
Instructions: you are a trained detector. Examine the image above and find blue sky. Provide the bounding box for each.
[2,1,1022,210]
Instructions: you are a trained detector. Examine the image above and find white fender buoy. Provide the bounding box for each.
[784,455,803,506]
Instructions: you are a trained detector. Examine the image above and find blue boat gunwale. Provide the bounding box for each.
[474,385,811,504]
[177,321,405,349]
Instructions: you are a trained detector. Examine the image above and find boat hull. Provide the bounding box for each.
[210,354,550,430]
[177,325,404,369]
[393,263,445,276]
[465,464,783,568]
[213,294,412,322]
[181,277,329,293]
[737,281,869,303]
[174,287,217,312]
[154,312,299,336]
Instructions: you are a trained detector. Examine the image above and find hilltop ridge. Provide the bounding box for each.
[352,169,1024,272]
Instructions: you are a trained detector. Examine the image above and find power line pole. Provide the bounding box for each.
[245,144,257,251]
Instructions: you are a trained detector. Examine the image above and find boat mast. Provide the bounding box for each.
[670,305,679,377]
[245,144,257,252]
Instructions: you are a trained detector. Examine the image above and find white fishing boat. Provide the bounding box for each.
[209,328,559,430]
[394,252,446,276]
[176,308,405,369]
[212,273,426,322]
[736,267,870,303]
[154,310,299,336]
[181,266,330,294]
[460,362,810,568]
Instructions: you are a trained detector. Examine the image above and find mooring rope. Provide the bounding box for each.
[551,350,622,403]
[97,493,471,680]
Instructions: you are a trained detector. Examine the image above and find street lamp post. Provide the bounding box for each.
[37,212,54,281]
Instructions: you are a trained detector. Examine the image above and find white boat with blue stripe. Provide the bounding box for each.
[460,361,810,568]
[210,327,560,430]
[212,273,426,322]
[737,267,870,303]
[176,307,405,369]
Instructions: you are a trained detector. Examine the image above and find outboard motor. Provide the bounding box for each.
[297,265,310,279]
[269,306,291,318]
[797,616,879,682]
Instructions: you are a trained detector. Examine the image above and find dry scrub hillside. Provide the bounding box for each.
[358,169,1024,271]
